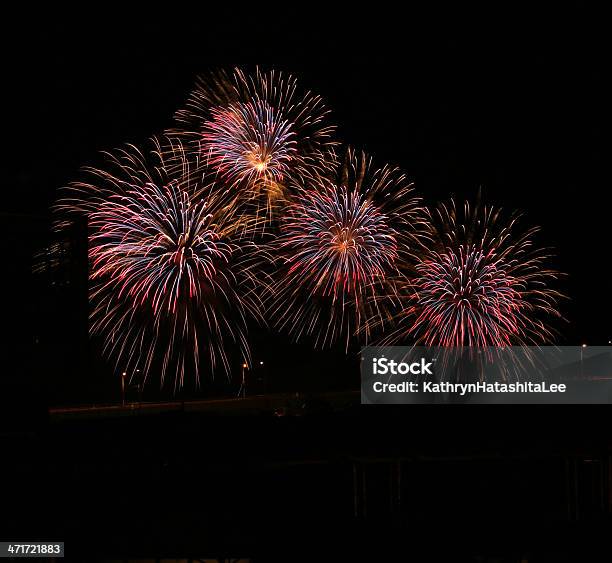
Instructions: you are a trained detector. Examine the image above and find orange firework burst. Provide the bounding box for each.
[172,68,337,225]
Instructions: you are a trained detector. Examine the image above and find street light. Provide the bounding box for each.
[238,363,248,398]
[121,372,127,406]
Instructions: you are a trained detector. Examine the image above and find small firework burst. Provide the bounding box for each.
[203,100,296,189]
[57,138,265,389]
[268,149,426,349]
[384,199,563,347]
[172,68,337,223]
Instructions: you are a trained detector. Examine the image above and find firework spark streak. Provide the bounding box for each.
[172,68,337,223]
[57,139,265,389]
[383,199,563,347]
[268,149,426,349]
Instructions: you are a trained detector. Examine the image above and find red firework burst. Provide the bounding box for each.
[57,138,265,389]
[383,199,564,347]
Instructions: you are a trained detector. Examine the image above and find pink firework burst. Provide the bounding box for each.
[203,100,296,189]
[268,149,426,349]
[57,138,265,390]
[172,68,337,222]
[386,199,564,347]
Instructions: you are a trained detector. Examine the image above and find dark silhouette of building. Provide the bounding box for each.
[1,213,88,427]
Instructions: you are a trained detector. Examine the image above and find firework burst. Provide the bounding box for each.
[57,138,265,389]
[172,68,337,223]
[267,149,426,349]
[383,199,563,347]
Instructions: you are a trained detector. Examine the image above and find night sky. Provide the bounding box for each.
[3,15,610,396]
[2,17,612,561]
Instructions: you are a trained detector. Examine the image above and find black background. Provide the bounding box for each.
[1,11,611,560]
